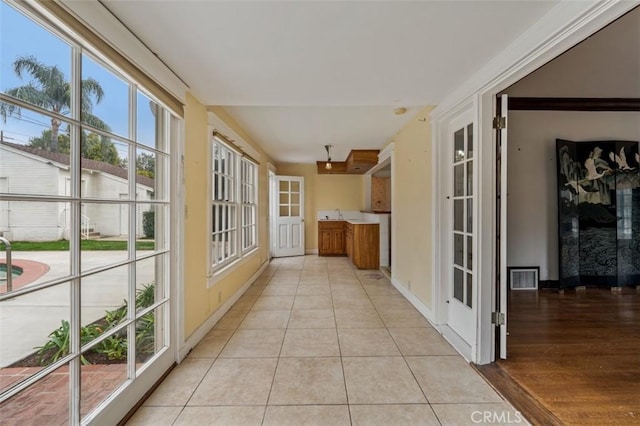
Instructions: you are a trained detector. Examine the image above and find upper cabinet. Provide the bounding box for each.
[316,149,379,174]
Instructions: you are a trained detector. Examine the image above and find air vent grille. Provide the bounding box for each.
[509,268,539,290]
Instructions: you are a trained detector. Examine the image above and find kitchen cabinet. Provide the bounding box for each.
[345,222,379,269]
[318,221,346,255]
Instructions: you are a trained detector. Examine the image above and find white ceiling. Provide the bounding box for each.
[102,0,559,163]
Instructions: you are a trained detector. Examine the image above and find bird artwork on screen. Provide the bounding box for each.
[556,139,640,288]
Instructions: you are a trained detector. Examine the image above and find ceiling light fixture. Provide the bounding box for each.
[394,107,407,115]
[324,145,332,170]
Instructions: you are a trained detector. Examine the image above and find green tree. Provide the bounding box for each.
[28,129,70,153]
[83,132,120,165]
[136,152,156,178]
[0,55,106,152]
[28,128,121,165]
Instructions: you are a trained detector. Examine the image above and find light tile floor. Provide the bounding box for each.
[127,255,525,425]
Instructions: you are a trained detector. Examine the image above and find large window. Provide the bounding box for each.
[210,137,258,273]
[0,1,177,423]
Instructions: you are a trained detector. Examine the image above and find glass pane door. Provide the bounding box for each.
[452,124,474,308]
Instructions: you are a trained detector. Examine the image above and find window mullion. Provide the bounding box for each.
[127,82,137,381]
[69,44,82,426]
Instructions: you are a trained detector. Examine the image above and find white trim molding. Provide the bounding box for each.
[377,142,395,164]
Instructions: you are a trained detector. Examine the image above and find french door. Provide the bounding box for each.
[447,110,477,346]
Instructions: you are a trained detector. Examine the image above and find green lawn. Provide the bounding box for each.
[10,240,155,251]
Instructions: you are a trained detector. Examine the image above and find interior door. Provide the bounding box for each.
[448,112,476,345]
[274,176,305,257]
[496,94,509,359]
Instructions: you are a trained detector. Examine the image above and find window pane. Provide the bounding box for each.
[1,3,71,114]
[454,233,464,267]
[81,203,129,272]
[81,349,127,420]
[279,192,289,204]
[136,305,167,372]
[291,181,300,192]
[466,272,473,308]
[81,54,128,137]
[136,204,166,255]
[0,361,70,425]
[0,282,70,375]
[0,111,71,197]
[81,134,129,199]
[466,124,474,159]
[136,254,166,311]
[0,201,71,285]
[80,264,130,342]
[467,161,473,196]
[291,205,300,217]
[279,180,289,192]
[467,198,473,233]
[135,148,167,202]
[454,200,463,232]
[136,149,162,202]
[454,129,465,162]
[467,236,473,271]
[279,205,290,217]
[453,267,463,303]
[291,193,300,204]
[137,90,163,151]
[454,164,464,197]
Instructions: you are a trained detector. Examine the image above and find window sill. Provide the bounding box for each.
[207,247,259,287]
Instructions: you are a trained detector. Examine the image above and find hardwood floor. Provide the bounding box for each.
[493,287,640,425]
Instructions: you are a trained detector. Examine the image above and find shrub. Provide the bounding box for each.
[35,283,156,365]
[142,210,154,239]
[35,320,102,365]
[96,335,127,361]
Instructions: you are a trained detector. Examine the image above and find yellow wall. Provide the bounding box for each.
[316,174,363,211]
[390,106,435,307]
[182,94,272,340]
[275,163,364,251]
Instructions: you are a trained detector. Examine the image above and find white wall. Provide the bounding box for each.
[507,111,640,280]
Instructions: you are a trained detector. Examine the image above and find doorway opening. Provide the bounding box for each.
[484,6,640,424]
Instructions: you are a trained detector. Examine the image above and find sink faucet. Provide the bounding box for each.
[335,208,343,219]
[0,236,12,293]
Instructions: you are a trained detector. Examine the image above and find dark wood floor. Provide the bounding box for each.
[492,287,640,425]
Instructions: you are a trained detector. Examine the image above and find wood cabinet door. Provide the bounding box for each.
[332,230,345,254]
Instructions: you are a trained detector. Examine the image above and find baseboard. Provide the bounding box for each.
[390,277,434,323]
[305,248,319,255]
[178,259,269,361]
[539,280,560,289]
[439,324,473,362]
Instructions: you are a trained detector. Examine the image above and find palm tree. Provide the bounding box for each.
[0,55,106,152]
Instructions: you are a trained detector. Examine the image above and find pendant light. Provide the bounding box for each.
[324,145,332,170]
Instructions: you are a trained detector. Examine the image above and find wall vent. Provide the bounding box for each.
[508,267,539,290]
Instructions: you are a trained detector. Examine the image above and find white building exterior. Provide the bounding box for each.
[0,141,154,241]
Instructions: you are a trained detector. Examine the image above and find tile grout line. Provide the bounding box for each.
[327,259,354,425]
[261,259,301,423]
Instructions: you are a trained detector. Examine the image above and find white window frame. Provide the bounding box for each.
[0,1,177,423]
[209,136,258,276]
[240,157,258,253]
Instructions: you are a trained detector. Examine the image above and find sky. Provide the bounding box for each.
[0,1,158,157]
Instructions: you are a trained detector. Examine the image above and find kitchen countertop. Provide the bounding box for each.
[345,220,378,225]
